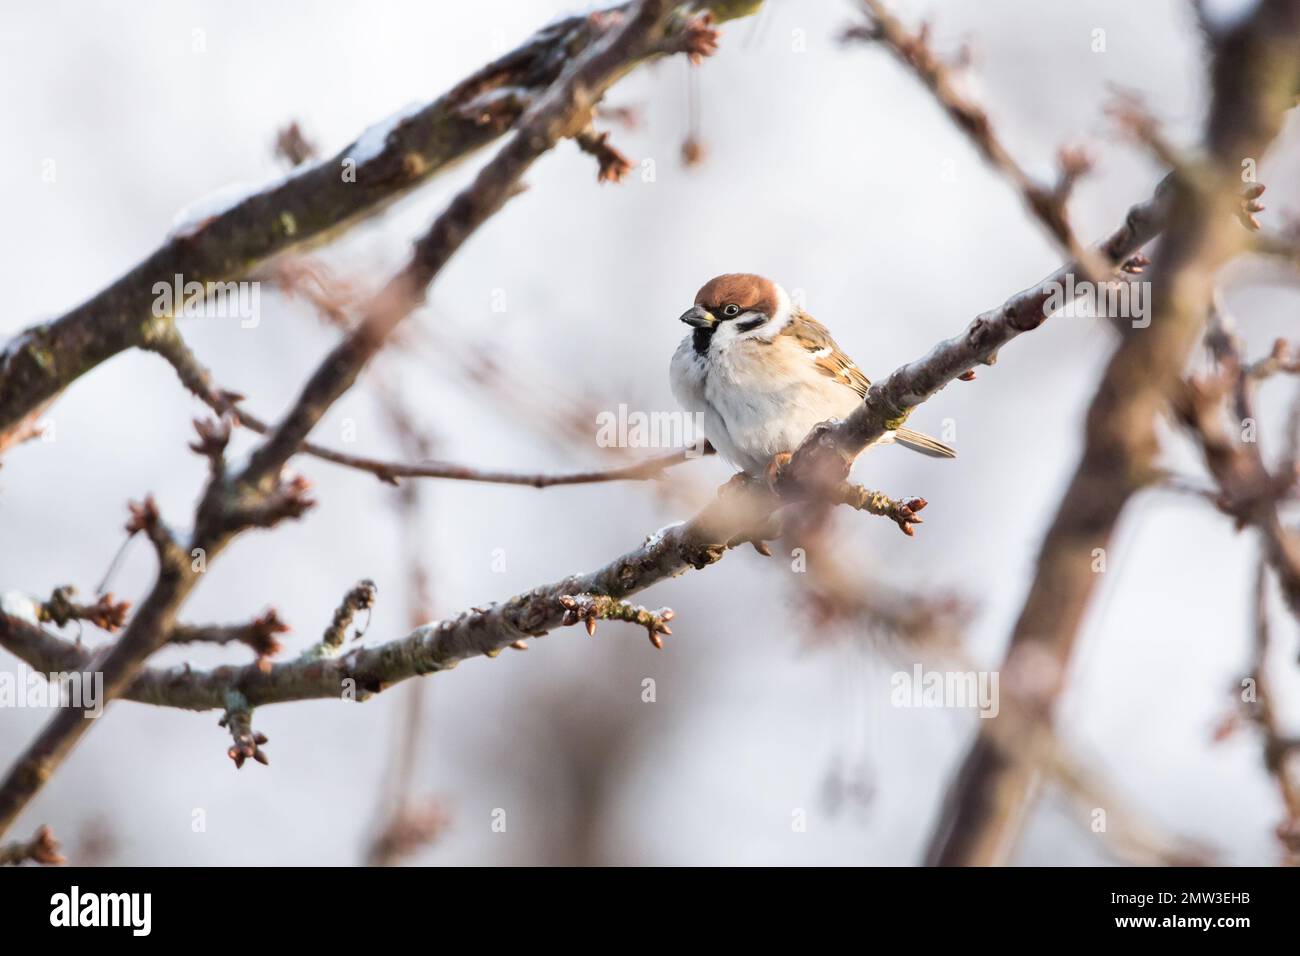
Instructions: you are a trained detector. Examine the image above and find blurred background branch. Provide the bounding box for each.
[924,0,1300,866]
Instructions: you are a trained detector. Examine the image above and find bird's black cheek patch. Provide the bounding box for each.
[736,317,767,333]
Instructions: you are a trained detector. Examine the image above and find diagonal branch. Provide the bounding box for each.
[0,1,763,447]
[784,183,1169,490]
[236,0,685,491]
[0,0,699,839]
[846,0,1108,283]
[0,483,772,710]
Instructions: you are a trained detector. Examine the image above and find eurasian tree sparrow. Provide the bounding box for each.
[670,273,955,479]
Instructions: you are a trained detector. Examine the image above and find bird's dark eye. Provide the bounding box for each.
[722,304,741,317]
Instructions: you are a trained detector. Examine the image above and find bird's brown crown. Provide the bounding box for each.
[694,273,779,316]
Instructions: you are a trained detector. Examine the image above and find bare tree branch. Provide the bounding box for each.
[0,483,766,710]
[0,0,699,839]
[1179,308,1300,618]
[923,0,1300,867]
[845,0,1108,283]
[782,183,1169,492]
[0,1,761,447]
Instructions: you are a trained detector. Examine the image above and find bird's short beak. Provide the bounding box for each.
[678,305,713,328]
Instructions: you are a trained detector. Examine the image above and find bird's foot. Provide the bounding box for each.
[717,470,756,500]
[764,452,793,493]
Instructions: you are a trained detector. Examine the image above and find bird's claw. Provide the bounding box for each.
[717,471,754,500]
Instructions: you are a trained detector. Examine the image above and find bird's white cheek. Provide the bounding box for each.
[706,324,731,351]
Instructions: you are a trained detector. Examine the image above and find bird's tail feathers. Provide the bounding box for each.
[893,426,956,459]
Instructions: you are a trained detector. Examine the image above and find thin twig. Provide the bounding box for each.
[170,610,289,671]
[143,265,709,489]
[317,580,379,653]
[830,483,928,537]
[846,0,1109,284]
[557,594,674,648]
[1178,304,1300,618]
[36,586,130,633]
[0,825,64,866]
[1246,558,1300,860]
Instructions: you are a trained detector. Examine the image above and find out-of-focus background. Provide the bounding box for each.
[1,0,1298,865]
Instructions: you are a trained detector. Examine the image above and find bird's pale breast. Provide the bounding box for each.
[695,335,862,473]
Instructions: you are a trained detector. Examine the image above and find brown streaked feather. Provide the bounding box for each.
[779,312,871,397]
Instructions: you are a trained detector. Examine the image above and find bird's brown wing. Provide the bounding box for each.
[780,312,871,398]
